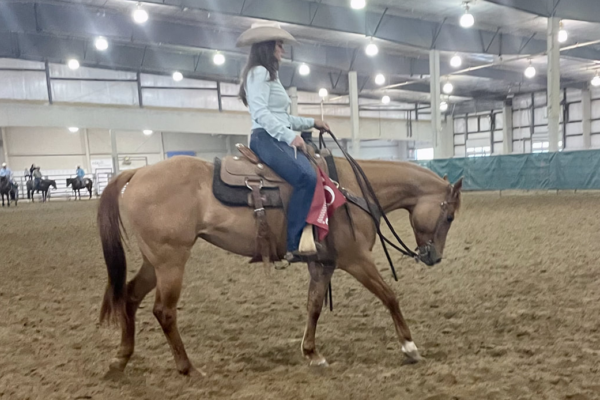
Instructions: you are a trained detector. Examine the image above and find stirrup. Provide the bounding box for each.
[298,224,317,255]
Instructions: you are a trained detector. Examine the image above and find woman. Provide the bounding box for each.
[237,22,330,261]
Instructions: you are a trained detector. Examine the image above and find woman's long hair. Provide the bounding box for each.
[239,41,279,106]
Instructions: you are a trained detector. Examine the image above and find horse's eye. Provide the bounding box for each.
[447,215,454,223]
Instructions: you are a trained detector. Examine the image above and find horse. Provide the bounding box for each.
[66,177,93,200]
[27,179,56,202]
[0,176,18,207]
[97,154,463,376]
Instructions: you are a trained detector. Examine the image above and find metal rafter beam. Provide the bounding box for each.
[0,33,347,93]
[485,0,600,24]
[0,2,573,98]
[127,0,600,60]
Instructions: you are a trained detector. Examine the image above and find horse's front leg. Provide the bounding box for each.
[338,256,422,363]
[301,261,335,367]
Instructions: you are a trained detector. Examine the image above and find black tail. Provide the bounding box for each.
[98,169,137,325]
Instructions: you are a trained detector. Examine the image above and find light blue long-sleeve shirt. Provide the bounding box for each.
[0,168,11,178]
[246,66,314,145]
[76,168,85,178]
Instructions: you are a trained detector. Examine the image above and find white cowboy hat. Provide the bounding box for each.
[1,163,6,167]
[236,21,297,47]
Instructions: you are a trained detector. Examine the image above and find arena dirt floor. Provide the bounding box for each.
[1,192,599,400]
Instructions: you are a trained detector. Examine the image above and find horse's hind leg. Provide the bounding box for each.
[108,257,156,372]
[339,257,421,363]
[302,261,335,366]
[151,246,200,376]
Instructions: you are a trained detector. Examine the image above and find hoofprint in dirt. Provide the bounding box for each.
[0,194,599,400]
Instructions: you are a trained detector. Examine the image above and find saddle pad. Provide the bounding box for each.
[220,155,285,188]
[213,158,283,208]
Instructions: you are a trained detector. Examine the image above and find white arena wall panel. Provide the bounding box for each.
[0,102,434,143]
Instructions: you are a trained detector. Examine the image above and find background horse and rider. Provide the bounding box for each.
[0,176,18,207]
[27,178,57,202]
[67,177,93,200]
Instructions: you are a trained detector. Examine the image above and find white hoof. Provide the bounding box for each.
[309,357,329,367]
[402,341,421,361]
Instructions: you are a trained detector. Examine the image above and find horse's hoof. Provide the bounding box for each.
[103,367,125,381]
[183,366,206,378]
[304,351,329,367]
[402,341,422,363]
[309,357,329,367]
[108,357,128,372]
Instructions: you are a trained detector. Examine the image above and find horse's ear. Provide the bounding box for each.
[452,177,463,195]
[443,174,448,181]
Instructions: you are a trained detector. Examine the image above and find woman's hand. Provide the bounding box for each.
[291,135,307,154]
[314,119,331,131]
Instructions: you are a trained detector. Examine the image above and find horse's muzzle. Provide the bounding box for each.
[418,241,442,266]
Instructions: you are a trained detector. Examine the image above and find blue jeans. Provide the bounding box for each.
[250,129,317,252]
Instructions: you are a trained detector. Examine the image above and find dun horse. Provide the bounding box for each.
[98,154,462,376]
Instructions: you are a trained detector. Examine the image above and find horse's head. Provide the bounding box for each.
[66,178,72,188]
[50,180,57,189]
[409,177,463,266]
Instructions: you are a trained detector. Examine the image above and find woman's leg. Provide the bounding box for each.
[250,130,317,252]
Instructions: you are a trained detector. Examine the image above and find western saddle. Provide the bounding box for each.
[214,143,335,265]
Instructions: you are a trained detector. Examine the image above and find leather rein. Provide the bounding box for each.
[317,130,420,281]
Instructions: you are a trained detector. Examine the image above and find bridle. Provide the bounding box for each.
[416,185,457,257]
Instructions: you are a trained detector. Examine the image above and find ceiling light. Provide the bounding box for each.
[365,42,379,57]
[132,6,149,24]
[213,53,225,65]
[143,130,153,136]
[351,0,366,9]
[375,73,385,85]
[172,71,183,81]
[94,36,108,51]
[460,12,474,28]
[558,21,568,43]
[460,3,475,28]
[319,88,328,98]
[67,59,80,70]
[381,95,390,104]
[440,101,449,112]
[68,127,79,133]
[443,82,454,94]
[558,30,568,43]
[524,63,536,79]
[450,54,462,68]
[592,74,600,87]
[298,63,310,76]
